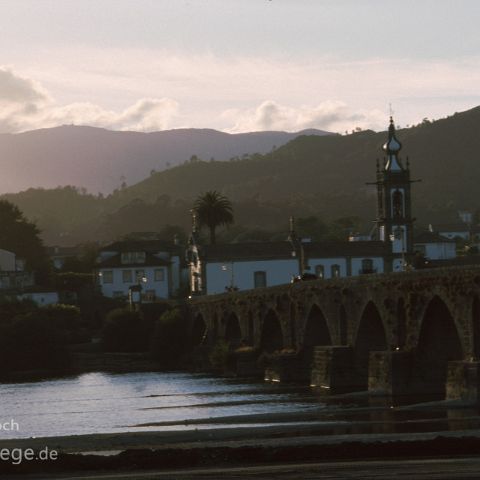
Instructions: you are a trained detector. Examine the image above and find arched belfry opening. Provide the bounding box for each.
[224,312,242,348]
[260,310,284,354]
[191,314,207,347]
[415,296,463,393]
[354,301,387,386]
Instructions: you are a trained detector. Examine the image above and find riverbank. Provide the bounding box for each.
[2,424,480,477]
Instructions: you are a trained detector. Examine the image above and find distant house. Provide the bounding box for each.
[414,231,456,260]
[47,245,84,270]
[0,249,34,290]
[96,240,186,301]
[187,239,389,296]
[428,223,480,241]
[17,289,59,306]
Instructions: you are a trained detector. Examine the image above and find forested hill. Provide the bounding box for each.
[3,106,480,245]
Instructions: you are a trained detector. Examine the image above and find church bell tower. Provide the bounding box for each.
[374,117,415,271]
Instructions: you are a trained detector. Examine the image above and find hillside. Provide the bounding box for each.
[3,106,480,245]
[0,126,331,194]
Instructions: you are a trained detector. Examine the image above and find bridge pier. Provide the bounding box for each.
[446,360,480,403]
[368,350,412,396]
[264,352,301,383]
[310,346,356,393]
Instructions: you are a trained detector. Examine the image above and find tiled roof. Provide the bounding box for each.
[414,231,456,243]
[430,223,480,233]
[100,239,182,255]
[46,246,83,257]
[200,241,389,262]
[97,253,171,268]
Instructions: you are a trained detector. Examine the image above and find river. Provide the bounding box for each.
[1,371,480,440]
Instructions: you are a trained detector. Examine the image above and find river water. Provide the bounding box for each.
[1,372,480,440]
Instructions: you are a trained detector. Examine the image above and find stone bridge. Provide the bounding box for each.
[188,265,480,399]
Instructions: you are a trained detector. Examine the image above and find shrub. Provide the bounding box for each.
[101,308,151,352]
[0,313,71,375]
[209,340,230,371]
[150,308,188,367]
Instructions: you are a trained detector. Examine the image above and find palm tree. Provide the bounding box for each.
[194,191,234,244]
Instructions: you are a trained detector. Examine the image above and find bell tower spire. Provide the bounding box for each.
[372,117,416,271]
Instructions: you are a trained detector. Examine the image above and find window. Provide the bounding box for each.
[331,264,341,278]
[254,271,267,288]
[361,258,374,274]
[154,269,165,282]
[102,271,113,284]
[314,265,324,279]
[121,251,146,264]
[122,270,132,283]
[392,189,404,217]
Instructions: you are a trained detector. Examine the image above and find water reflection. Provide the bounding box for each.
[1,372,480,440]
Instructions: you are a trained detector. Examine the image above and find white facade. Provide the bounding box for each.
[18,291,59,305]
[0,249,16,271]
[414,241,456,260]
[307,258,347,278]
[188,239,390,296]
[96,241,184,301]
[350,256,384,275]
[98,265,171,300]
[205,259,298,295]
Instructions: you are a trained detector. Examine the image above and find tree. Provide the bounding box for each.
[194,191,234,244]
[0,200,50,282]
[102,308,151,352]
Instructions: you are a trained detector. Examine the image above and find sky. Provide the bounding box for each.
[0,0,479,134]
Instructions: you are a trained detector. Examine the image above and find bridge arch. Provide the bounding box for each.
[473,296,480,359]
[338,304,348,345]
[397,298,407,349]
[302,304,332,349]
[300,304,332,367]
[414,295,463,393]
[260,309,284,353]
[191,313,207,347]
[212,313,219,342]
[224,312,242,348]
[354,301,387,385]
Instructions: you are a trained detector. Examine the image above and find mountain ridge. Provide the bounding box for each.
[2,106,480,246]
[0,125,332,194]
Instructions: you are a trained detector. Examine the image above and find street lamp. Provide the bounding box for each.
[222,262,237,292]
[129,273,147,310]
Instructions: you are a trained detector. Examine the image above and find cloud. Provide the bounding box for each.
[224,100,385,133]
[0,67,49,104]
[2,51,480,134]
[0,66,179,133]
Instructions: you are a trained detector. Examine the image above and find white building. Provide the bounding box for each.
[428,223,480,242]
[187,240,389,296]
[414,231,456,260]
[0,249,34,290]
[96,240,186,300]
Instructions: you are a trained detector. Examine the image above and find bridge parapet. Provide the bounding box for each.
[188,265,480,397]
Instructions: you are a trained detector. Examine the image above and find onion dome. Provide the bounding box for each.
[382,117,403,171]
